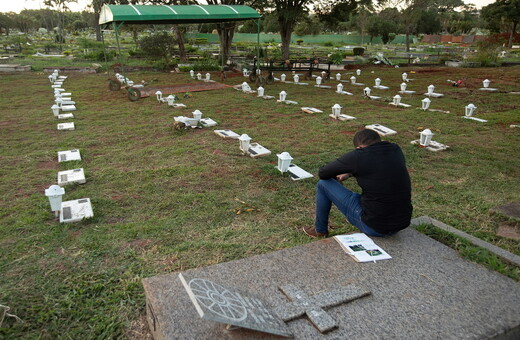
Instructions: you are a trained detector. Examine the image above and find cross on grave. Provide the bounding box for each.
[273,284,370,333]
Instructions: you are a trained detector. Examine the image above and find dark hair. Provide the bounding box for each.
[353,129,381,147]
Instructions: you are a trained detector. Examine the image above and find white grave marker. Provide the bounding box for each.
[276,152,293,173]
[410,129,449,152]
[373,78,389,90]
[480,79,498,91]
[356,69,361,76]
[280,73,287,82]
[45,184,65,217]
[329,103,356,121]
[363,87,381,100]
[214,129,240,139]
[238,134,271,158]
[60,198,94,223]
[287,164,313,181]
[365,124,397,136]
[200,118,217,127]
[51,104,60,116]
[399,82,416,94]
[424,84,443,97]
[196,73,202,80]
[336,83,353,95]
[58,149,81,162]
[57,122,75,131]
[389,94,412,108]
[58,168,86,186]
[57,113,74,119]
[155,91,164,102]
[402,72,408,82]
[241,82,255,94]
[462,103,487,122]
[350,76,364,86]
[301,107,323,114]
[190,70,195,78]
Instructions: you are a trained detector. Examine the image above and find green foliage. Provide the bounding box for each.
[353,47,364,56]
[82,49,116,62]
[139,32,177,63]
[470,40,502,66]
[322,41,334,47]
[329,50,346,64]
[194,37,208,45]
[190,58,221,71]
[296,39,304,45]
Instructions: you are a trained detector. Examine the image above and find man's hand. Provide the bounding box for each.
[336,173,352,182]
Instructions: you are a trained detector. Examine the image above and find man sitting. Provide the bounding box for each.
[303,129,412,237]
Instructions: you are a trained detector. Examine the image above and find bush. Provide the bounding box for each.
[469,40,501,67]
[194,38,208,45]
[82,49,116,62]
[329,51,346,64]
[296,39,304,45]
[353,47,365,56]
[191,58,221,71]
[323,41,334,47]
[139,32,177,62]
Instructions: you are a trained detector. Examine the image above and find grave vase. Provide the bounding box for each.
[189,70,195,78]
[375,78,381,87]
[336,73,341,81]
[205,73,210,82]
[428,85,435,95]
[420,129,434,146]
[257,87,264,97]
[45,184,65,215]
[337,83,343,93]
[316,76,322,86]
[332,104,342,118]
[279,91,287,102]
[393,95,402,106]
[277,152,293,173]
[402,73,408,81]
[51,104,60,116]
[293,75,299,83]
[356,69,361,76]
[196,73,202,80]
[350,76,356,84]
[421,98,431,111]
[465,104,477,117]
[281,74,286,82]
[239,134,252,153]
[400,83,407,92]
[483,79,490,88]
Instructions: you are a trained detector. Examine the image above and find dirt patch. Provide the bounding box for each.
[339,130,356,136]
[125,239,154,250]
[497,223,520,241]
[126,314,153,340]
[37,161,56,170]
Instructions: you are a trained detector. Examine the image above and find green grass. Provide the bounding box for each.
[0,65,519,338]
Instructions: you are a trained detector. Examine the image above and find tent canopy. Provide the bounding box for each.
[99,4,261,25]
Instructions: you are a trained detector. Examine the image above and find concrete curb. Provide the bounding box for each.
[411,216,520,267]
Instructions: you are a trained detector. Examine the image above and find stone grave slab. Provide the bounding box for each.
[463,116,488,123]
[58,149,81,162]
[200,118,217,127]
[142,228,520,339]
[57,168,86,186]
[57,122,75,131]
[497,224,520,240]
[329,114,356,121]
[57,113,74,120]
[492,201,520,219]
[60,198,93,223]
[214,130,240,139]
[286,164,313,181]
[179,273,292,337]
[365,124,397,136]
[247,143,271,158]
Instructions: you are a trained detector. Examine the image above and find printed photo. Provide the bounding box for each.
[366,249,383,256]
[349,244,366,252]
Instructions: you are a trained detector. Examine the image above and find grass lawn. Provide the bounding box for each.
[0,65,519,338]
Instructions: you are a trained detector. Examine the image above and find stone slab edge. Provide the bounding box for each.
[410,216,520,267]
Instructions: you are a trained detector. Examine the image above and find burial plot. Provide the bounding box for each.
[58,149,81,162]
[277,91,298,105]
[398,82,415,95]
[365,124,397,136]
[214,130,240,139]
[57,168,86,186]
[275,152,313,181]
[257,87,275,100]
[336,83,353,95]
[410,129,449,152]
[419,98,450,113]
[60,198,93,223]
[363,87,381,100]
[314,77,331,89]
[239,134,271,158]
[57,122,75,131]
[389,95,411,108]
[200,118,218,127]
[329,104,356,121]
[293,75,309,86]
[373,78,389,90]
[480,79,498,92]
[142,228,520,339]
[424,85,444,98]
[462,104,487,123]
[349,76,364,86]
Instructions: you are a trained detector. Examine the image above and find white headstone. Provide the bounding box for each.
[57,168,86,186]
[60,198,94,223]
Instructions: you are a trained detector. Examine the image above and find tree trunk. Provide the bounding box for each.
[279,20,294,60]
[175,26,187,62]
[508,21,518,49]
[216,23,236,64]
[95,12,101,41]
[405,28,410,52]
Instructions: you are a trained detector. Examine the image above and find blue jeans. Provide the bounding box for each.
[315,179,388,237]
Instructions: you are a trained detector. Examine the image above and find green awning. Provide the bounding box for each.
[99,4,260,25]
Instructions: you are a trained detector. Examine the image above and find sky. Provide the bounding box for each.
[0,0,497,14]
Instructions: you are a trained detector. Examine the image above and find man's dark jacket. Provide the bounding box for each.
[318,141,412,233]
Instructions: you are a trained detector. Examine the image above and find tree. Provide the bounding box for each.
[0,13,14,35]
[367,16,397,44]
[294,14,322,35]
[272,0,310,60]
[416,10,441,35]
[481,0,520,48]
[139,31,177,65]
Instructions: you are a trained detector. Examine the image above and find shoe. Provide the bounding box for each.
[328,225,342,230]
[302,226,329,238]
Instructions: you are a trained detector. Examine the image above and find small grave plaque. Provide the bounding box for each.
[200,118,217,127]
[57,113,74,119]
[287,164,313,181]
[57,122,75,131]
[57,168,86,186]
[214,129,240,139]
[301,107,323,114]
[330,114,356,121]
[179,273,292,337]
[365,124,397,136]
[247,143,271,158]
[463,116,488,123]
[58,149,81,162]
[60,198,93,223]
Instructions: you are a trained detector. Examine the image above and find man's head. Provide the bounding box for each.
[353,129,381,148]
